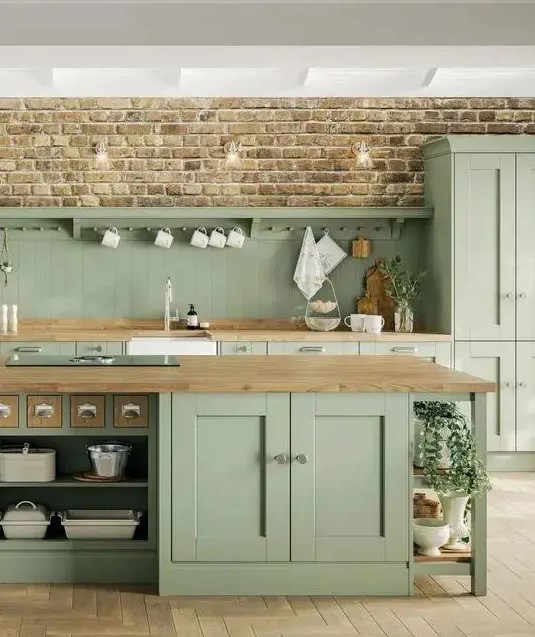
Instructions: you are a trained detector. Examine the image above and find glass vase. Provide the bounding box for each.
[394,300,414,333]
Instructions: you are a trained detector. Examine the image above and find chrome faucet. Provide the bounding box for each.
[164,276,173,331]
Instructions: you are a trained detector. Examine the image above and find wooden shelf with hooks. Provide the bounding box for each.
[0,207,433,241]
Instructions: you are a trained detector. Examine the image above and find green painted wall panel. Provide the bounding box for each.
[0,225,428,322]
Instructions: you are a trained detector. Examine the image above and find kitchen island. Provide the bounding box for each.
[0,355,493,596]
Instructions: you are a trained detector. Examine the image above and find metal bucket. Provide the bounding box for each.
[87,443,131,478]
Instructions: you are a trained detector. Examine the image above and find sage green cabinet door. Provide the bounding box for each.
[219,342,267,355]
[516,154,535,341]
[516,343,535,451]
[290,393,409,563]
[267,342,359,355]
[454,153,516,341]
[171,393,290,562]
[455,341,516,452]
[359,341,451,367]
[0,341,76,356]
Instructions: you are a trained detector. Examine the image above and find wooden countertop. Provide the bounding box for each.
[0,320,451,343]
[0,355,494,393]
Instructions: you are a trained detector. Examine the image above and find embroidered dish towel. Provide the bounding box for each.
[293,227,326,300]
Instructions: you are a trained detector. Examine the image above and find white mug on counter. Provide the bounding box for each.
[344,314,366,332]
[190,226,209,248]
[101,226,120,249]
[363,314,385,334]
[154,227,174,249]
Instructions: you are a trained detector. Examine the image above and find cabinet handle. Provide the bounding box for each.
[294,453,309,464]
[518,381,527,388]
[77,403,97,418]
[89,345,103,353]
[0,402,11,418]
[34,402,54,418]
[274,453,289,465]
[391,347,418,353]
[503,293,514,299]
[502,381,514,389]
[15,346,42,353]
[237,345,248,353]
[299,347,325,353]
[121,403,141,419]
[517,293,527,299]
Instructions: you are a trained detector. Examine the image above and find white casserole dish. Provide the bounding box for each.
[59,509,142,540]
[0,444,56,482]
[0,500,52,539]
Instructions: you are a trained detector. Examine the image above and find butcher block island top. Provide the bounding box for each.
[0,354,493,393]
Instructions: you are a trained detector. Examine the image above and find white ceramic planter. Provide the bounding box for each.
[413,518,450,557]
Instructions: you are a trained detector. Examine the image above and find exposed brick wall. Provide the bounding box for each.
[0,97,533,208]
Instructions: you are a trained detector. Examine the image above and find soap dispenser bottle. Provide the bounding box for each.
[187,304,199,330]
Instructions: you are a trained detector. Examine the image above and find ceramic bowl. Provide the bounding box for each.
[413,518,450,557]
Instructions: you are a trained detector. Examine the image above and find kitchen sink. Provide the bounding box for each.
[127,337,217,356]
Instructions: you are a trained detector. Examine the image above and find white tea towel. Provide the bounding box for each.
[293,227,326,300]
[316,231,347,275]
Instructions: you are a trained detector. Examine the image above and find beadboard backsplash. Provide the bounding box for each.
[0,221,427,322]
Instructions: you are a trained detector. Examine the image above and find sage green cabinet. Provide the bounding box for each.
[515,343,535,451]
[360,341,451,366]
[455,342,516,452]
[0,341,76,357]
[516,154,535,342]
[170,393,290,562]
[290,393,409,563]
[219,342,267,355]
[267,342,359,355]
[454,153,516,341]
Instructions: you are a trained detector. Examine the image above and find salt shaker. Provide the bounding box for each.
[1,304,7,334]
[9,304,17,334]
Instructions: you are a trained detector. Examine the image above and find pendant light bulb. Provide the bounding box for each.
[223,141,243,169]
[352,141,373,169]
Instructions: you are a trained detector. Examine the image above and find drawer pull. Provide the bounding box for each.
[295,453,309,464]
[299,346,325,353]
[77,403,97,419]
[15,346,42,353]
[237,345,249,353]
[391,347,418,353]
[34,402,54,418]
[274,453,289,465]
[0,402,11,418]
[121,403,140,419]
[89,345,103,353]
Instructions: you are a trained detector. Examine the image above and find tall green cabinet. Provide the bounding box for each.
[424,136,535,461]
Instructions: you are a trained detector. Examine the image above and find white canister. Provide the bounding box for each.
[0,445,56,482]
[0,501,52,539]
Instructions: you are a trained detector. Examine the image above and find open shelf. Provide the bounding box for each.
[0,538,152,551]
[414,548,471,563]
[0,477,148,488]
[413,547,472,576]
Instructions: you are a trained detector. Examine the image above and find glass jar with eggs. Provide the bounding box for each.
[304,278,341,332]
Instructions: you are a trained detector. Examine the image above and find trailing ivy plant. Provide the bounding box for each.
[413,401,490,496]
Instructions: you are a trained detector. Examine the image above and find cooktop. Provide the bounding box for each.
[6,355,181,367]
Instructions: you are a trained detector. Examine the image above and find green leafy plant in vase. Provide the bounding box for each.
[380,256,425,332]
[413,401,491,551]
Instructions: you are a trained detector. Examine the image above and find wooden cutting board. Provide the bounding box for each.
[356,259,395,330]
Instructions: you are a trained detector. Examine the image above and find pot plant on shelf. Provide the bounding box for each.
[413,401,491,551]
[380,256,425,333]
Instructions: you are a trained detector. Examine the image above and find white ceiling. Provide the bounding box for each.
[0,2,534,96]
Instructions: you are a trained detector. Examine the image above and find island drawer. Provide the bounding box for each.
[27,396,63,428]
[75,342,124,357]
[113,395,149,428]
[267,342,359,355]
[70,395,106,428]
[359,341,452,366]
[219,342,267,355]
[0,342,76,358]
[0,396,18,428]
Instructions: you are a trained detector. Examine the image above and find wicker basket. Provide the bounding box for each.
[413,492,442,519]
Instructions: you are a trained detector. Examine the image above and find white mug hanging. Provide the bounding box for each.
[154,227,174,249]
[101,226,120,248]
[208,227,227,249]
[190,227,209,248]
[226,227,245,248]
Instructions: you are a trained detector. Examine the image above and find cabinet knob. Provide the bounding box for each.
[518,381,527,388]
[502,381,514,389]
[237,345,248,353]
[518,293,527,299]
[274,453,289,465]
[90,345,103,353]
[503,293,514,299]
[295,453,309,464]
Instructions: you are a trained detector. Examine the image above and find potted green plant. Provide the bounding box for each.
[380,256,425,332]
[413,401,491,550]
